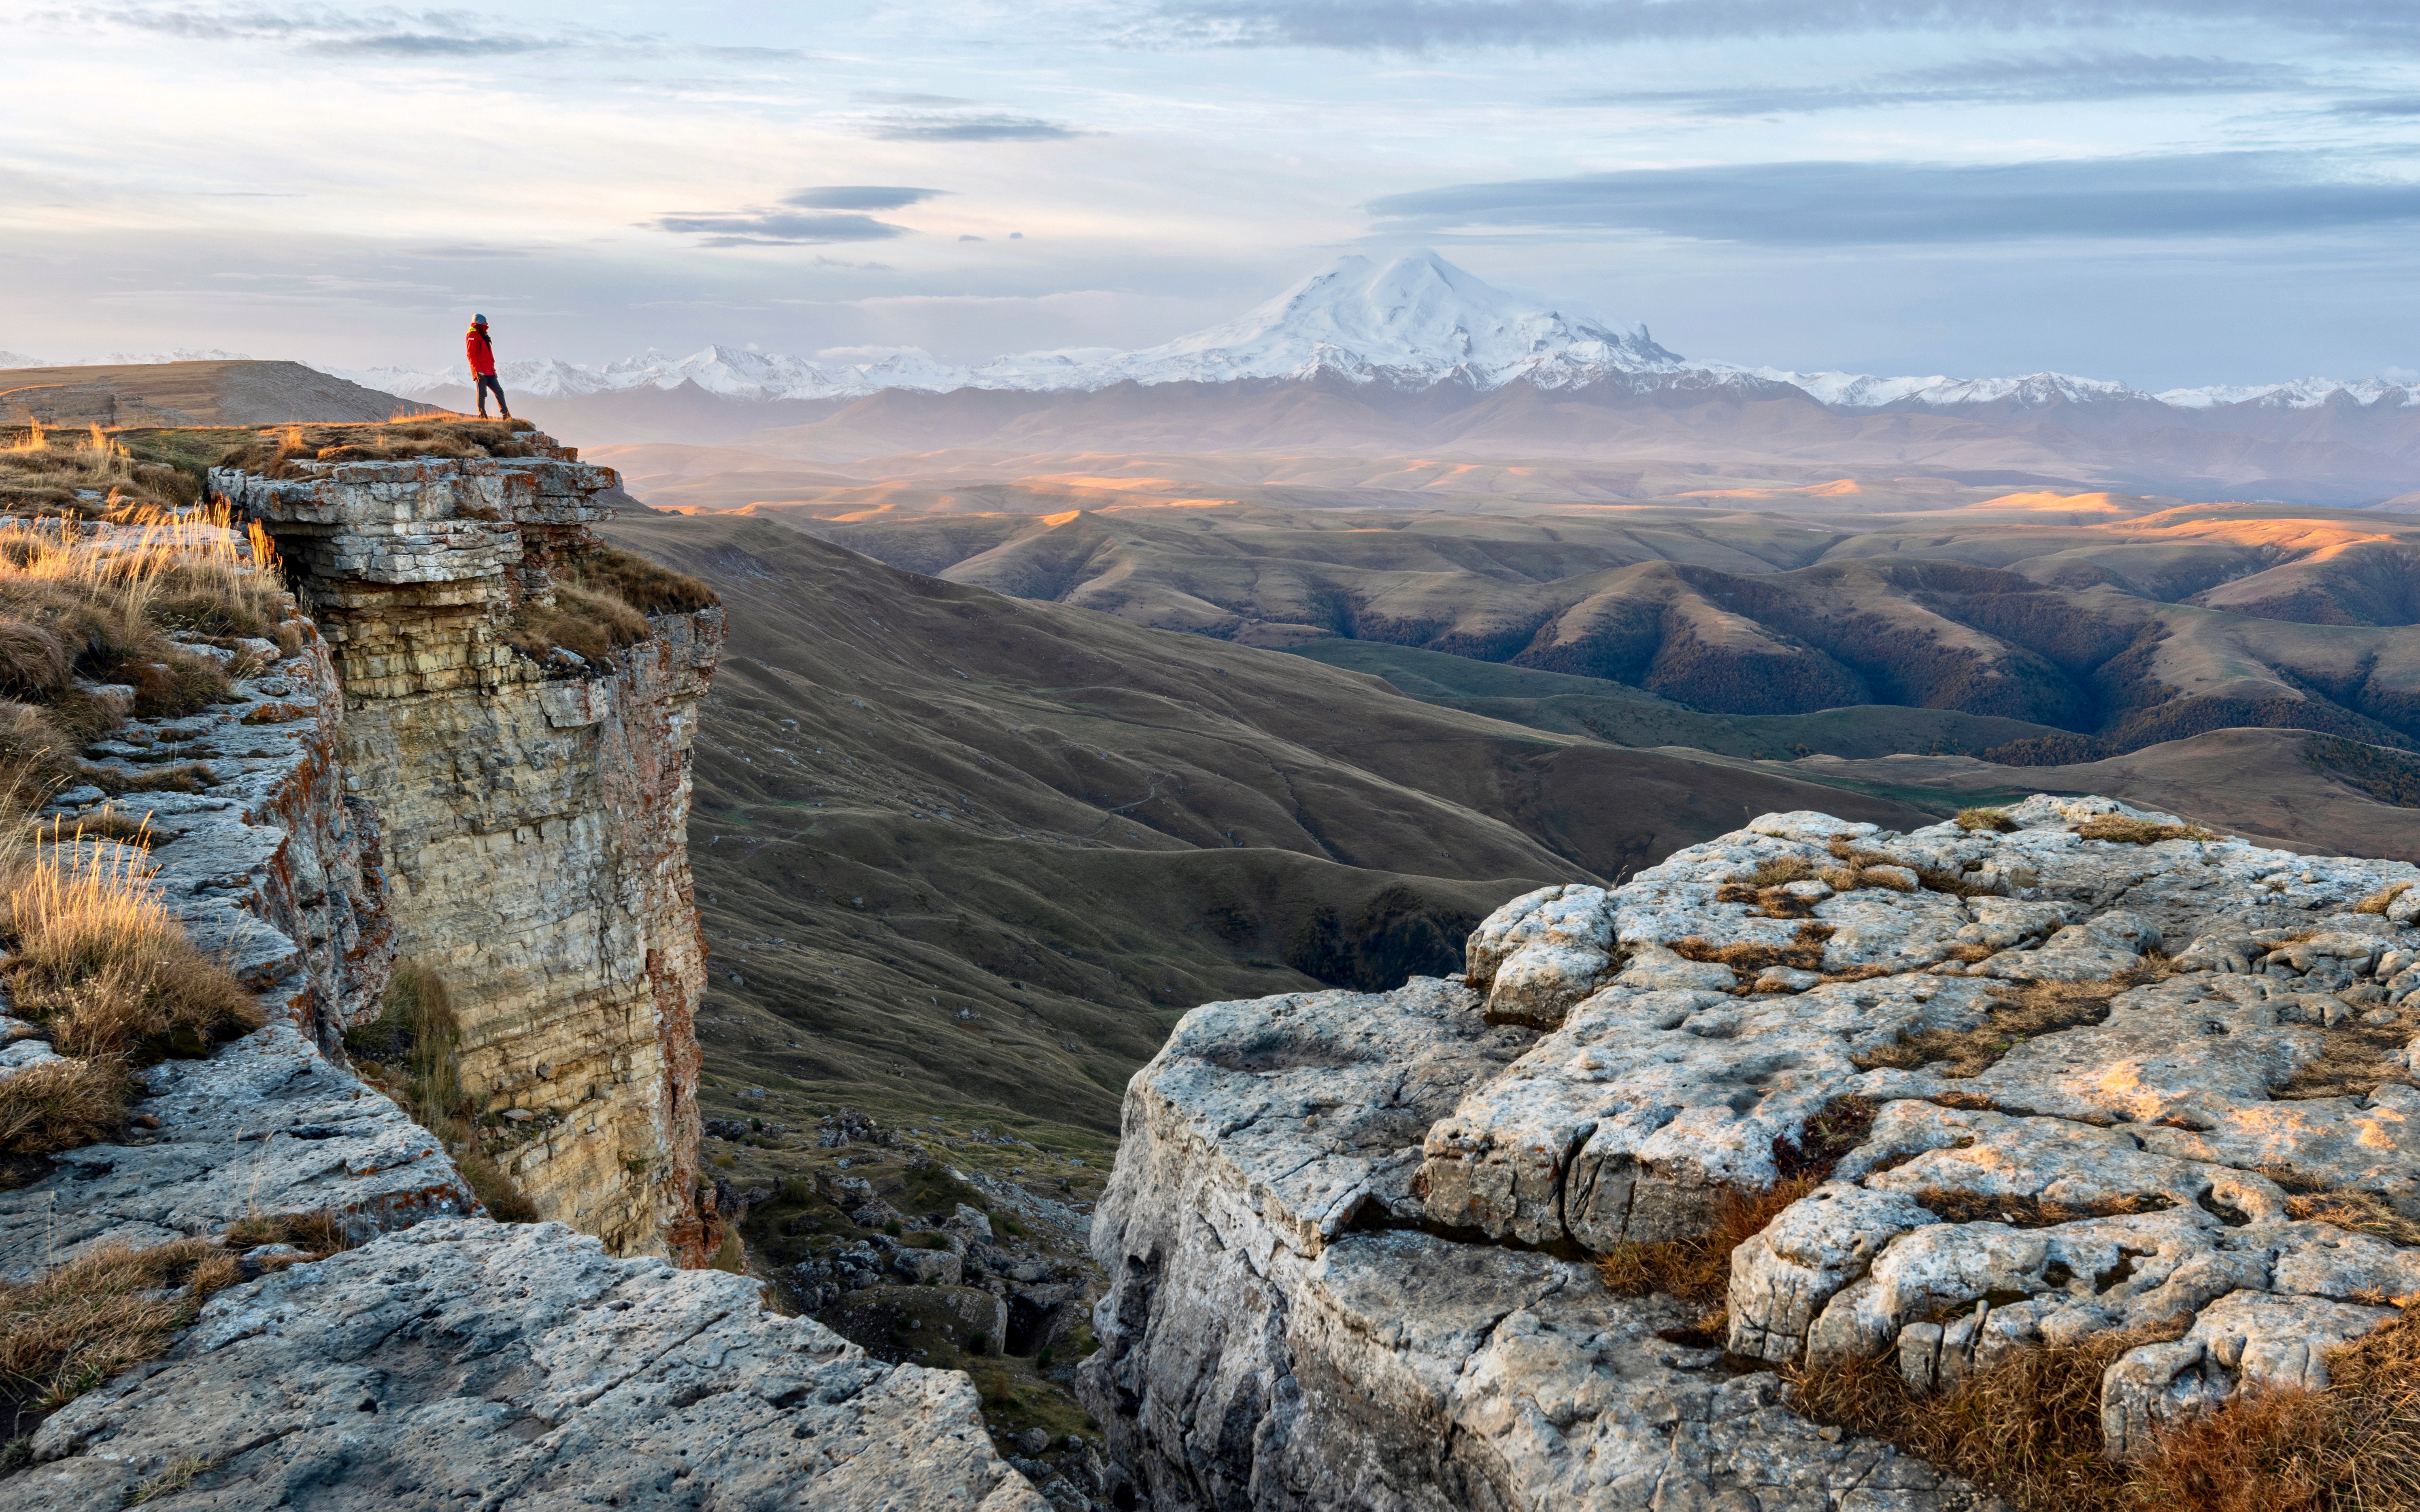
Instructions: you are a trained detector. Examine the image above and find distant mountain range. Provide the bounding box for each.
[325,251,2416,420]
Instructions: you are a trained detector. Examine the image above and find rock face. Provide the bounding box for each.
[215,439,724,1258]
[15,1219,1051,1511]
[1082,795,2420,1507]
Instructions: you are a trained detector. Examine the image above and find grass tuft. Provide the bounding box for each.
[1955,807,2020,833]
[343,965,538,1223]
[4,826,260,1066]
[0,1055,130,1155]
[1786,1326,2158,1511]
[1855,973,2159,1077]
[0,1238,249,1440]
[1596,1176,1815,1340]
[2074,813,2218,845]
[1790,1303,2420,1512]
[569,542,716,615]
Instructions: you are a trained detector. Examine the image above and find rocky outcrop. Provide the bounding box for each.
[214,438,723,1258]
[15,1218,1050,1511]
[1082,794,2420,1507]
[0,603,474,1280]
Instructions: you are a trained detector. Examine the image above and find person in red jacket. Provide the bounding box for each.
[466,314,510,419]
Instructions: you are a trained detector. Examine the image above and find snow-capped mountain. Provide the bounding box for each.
[340,251,1683,402]
[1097,250,1681,389]
[328,248,2415,420]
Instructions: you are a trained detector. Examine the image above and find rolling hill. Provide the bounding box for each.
[598,511,1942,1146]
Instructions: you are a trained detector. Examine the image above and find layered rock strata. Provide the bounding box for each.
[16,1218,1051,1511]
[1083,795,2420,1507]
[0,605,475,1280]
[213,438,723,1257]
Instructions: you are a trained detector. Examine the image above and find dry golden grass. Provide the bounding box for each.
[0,424,198,516]
[0,1237,248,1439]
[1794,1304,2420,1511]
[504,545,716,669]
[1597,1176,1818,1340]
[1671,922,1835,974]
[1956,807,2020,833]
[2074,813,2218,845]
[2130,1304,2420,1511]
[1906,1189,2175,1227]
[508,582,651,667]
[0,1056,129,1155]
[2353,880,2413,915]
[222,1209,359,1257]
[2270,1014,2418,1101]
[127,1455,219,1504]
[3,826,259,1065]
[342,965,538,1224]
[1786,1326,2158,1511]
[1856,972,2158,1077]
[208,417,538,476]
[570,542,717,615]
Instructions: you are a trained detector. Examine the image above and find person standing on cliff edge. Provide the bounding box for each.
[466,314,511,420]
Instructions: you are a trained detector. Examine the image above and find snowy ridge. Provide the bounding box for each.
[2154,376,2420,410]
[1741,368,2148,408]
[315,248,2415,416]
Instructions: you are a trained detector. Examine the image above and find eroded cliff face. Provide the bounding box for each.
[1082,795,2420,1510]
[213,439,723,1258]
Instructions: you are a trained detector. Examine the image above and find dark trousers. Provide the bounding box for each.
[473,374,509,417]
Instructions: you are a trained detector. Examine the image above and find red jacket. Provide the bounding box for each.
[466,326,496,377]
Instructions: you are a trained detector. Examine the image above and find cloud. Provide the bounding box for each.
[1130,0,2420,52]
[1366,152,2420,245]
[784,186,948,210]
[43,5,810,61]
[1599,52,2303,117]
[960,234,987,241]
[868,113,1088,141]
[648,206,913,247]
[2334,96,2420,119]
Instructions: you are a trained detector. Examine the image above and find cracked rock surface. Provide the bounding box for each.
[1082,794,2420,1507]
[14,1218,1048,1511]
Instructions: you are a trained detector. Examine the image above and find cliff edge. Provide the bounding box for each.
[214,432,723,1257]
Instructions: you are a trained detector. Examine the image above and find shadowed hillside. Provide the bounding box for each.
[599,511,1935,1145]
[790,498,2420,765]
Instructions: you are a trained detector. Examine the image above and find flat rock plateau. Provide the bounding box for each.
[1080,794,2420,1510]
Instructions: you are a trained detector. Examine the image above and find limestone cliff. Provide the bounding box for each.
[2,446,1053,1511]
[1080,795,2420,1508]
[212,437,724,1257]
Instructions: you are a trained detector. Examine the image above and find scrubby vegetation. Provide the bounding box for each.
[343,966,537,1223]
[1282,885,1477,992]
[2074,813,2217,845]
[572,542,717,616]
[1855,972,2160,1078]
[208,417,540,476]
[1787,1302,2420,1512]
[2304,736,2420,808]
[0,507,292,797]
[0,424,200,517]
[1596,1176,1814,1342]
[507,545,717,671]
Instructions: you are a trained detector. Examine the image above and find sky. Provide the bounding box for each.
[9,1,2420,387]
